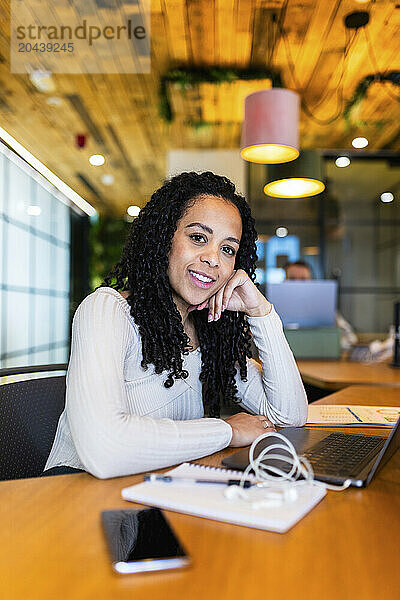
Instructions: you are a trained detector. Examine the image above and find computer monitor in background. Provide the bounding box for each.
[267,281,338,329]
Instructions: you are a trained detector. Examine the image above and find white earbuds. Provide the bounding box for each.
[224,485,248,501]
[223,431,351,511]
[224,483,298,509]
[250,486,298,510]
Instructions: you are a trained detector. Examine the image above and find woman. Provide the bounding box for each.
[44,172,307,478]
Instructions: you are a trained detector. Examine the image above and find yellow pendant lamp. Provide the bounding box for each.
[241,89,300,164]
[263,150,325,198]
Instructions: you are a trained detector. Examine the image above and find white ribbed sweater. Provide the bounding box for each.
[45,287,307,478]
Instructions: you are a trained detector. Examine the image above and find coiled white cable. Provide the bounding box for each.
[224,432,351,509]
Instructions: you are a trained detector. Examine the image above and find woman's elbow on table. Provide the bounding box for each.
[76,441,169,479]
[78,451,121,479]
[73,436,135,479]
[266,393,308,428]
[290,394,308,428]
[294,408,308,428]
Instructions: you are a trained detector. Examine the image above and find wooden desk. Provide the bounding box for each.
[1,388,399,600]
[316,385,400,408]
[298,359,400,391]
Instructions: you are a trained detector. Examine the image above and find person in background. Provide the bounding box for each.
[43,172,307,479]
[284,260,313,281]
[283,260,358,350]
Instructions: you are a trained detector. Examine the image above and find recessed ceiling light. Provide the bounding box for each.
[27,205,41,216]
[29,70,56,93]
[89,154,105,166]
[101,174,114,185]
[276,227,288,238]
[380,192,394,203]
[127,205,141,217]
[46,96,62,106]
[335,156,351,168]
[352,137,368,148]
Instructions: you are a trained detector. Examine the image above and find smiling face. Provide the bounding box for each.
[167,195,242,319]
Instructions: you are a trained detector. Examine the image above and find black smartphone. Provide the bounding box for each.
[101,507,191,574]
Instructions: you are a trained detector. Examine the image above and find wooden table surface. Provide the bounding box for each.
[297,359,400,391]
[1,386,400,600]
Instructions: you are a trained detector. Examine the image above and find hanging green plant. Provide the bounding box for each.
[159,66,282,124]
[343,71,400,125]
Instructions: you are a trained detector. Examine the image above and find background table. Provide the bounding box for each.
[0,386,399,600]
[297,359,400,391]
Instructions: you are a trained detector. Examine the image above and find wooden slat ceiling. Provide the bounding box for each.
[0,0,399,215]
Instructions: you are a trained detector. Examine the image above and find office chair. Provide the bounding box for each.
[0,366,67,481]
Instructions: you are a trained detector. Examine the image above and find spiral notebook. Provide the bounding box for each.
[121,463,326,533]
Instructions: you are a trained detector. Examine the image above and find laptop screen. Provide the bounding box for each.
[366,412,400,484]
[267,281,338,328]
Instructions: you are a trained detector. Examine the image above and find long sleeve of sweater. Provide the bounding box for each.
[65,290,232,479]
[235,308,308,427]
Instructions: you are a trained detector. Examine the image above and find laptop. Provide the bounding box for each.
[222,414,400,487]
[267,281,337,328]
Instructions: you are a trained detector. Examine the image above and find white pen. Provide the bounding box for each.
[143,473,254,488]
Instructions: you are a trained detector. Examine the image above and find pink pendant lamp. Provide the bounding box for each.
[241,89,300,164]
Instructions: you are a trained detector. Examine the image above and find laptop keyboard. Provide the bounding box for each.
[304,433,386,478]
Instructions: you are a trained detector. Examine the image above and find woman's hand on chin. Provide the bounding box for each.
[188,269,272,321]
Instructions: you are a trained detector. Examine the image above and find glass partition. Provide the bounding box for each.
[0,142,73,368]
[248,156,400,334]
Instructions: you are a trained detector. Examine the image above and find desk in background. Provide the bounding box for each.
[298,359,400,391]
[0,386,399,600]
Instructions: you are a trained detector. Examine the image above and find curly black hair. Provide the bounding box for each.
[100,171,258,417]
